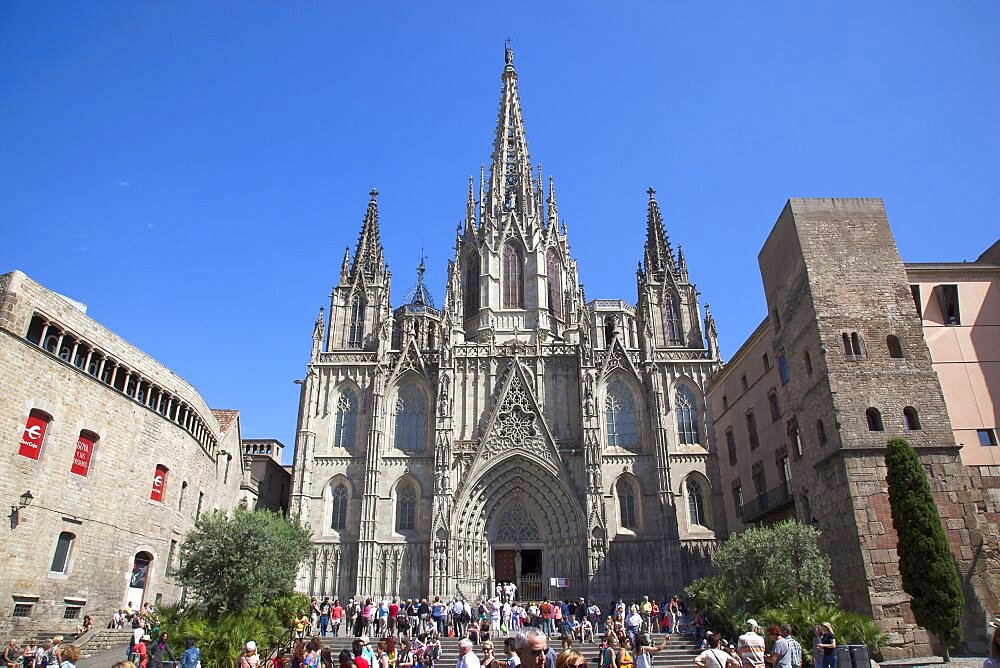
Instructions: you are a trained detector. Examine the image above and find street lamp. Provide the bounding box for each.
[9,489,33,529]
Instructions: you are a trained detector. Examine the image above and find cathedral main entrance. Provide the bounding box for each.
[493,547,545,601]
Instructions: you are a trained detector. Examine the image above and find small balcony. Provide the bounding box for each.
[741,482,795,524]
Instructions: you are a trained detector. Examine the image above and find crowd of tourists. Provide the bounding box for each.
[2,636,81,668]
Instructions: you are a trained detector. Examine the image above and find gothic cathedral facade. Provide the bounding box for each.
[291,46,724,602]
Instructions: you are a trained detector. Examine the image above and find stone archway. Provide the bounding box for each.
[451,454,587,600]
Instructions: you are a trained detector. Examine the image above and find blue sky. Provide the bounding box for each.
[2,3,998,462]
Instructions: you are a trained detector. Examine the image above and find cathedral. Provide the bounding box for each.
[290,44,723,602]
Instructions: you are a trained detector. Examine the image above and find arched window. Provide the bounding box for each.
[50,531,75,574]
[334,388,358,450]
[664,292,683,344]
[687,480,707,527]
[866,408,884,432]
[348,294,366,348]
[617,478,637,529]
[464,251,481,318]
[851,332,864,356]
[725,428,737,465]
[394,384,426,451]
[887,335,904,359]
[330,483,348,530]
[397,484,416,531]
[904,406,921,431]
[675,385,700,445]
[502,242,524,309]
[605,380,638,449]
[604,316,616,346]
[546,249,563,320]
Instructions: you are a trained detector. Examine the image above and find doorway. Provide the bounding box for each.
[494,549,517,584]
[519,549,543,601]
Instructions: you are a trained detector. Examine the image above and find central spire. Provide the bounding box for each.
[487,40,537,221]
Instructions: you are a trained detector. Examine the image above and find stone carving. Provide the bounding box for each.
[494,502,540,541]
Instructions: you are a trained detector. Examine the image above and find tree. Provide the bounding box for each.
[885,437,964,660]
[711,519,833,609]
[175,508,313,617]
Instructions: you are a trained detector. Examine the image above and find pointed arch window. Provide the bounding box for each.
[675,385,700,445]
[664,292,683,344]
[605,379,638,449]
[397,484,416,531]
[617,478,638,529]
[348,294,366,348]
[394,384,426,451]
[687,480,707,527]
[334,389,358,450]
[502,242,524,309]
[464,250,481,318]
[546,249,563,320]
[330,483,348,531]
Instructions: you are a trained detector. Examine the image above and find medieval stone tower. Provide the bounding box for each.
[290,45,723,601]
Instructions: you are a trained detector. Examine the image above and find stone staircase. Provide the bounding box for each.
[77,629,135,657]
[304,633,703,668]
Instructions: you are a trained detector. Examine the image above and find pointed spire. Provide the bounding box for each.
[536,163,544,219]
[677,244,689,282]
[350,188,386,280]
[465,176,477,231]
[487,40,534,220]
[311,306,326,360]
[402,252,435,308]
[547,176,559,229]
[704,303,721,360]
[643,187,677,279]
[340,246,350,281]
[479,164,486,222]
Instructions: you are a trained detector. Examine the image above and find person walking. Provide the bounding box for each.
[695,634,740,668]
[457,640,481,668]
[815,624,836,668]
[634,633,669,668]
[180,638,201,668]
[240,641,262,668]
[737,620,765,668]
[148,632,175,668]
[57,645,80,668]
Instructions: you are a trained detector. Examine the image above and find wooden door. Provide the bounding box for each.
[494,549,517,582]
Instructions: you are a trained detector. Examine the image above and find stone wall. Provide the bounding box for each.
[0,271,245,638]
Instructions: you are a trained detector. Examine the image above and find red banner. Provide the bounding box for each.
[150,465,167,502]
[70,432,96,477]
[18,414,47,460]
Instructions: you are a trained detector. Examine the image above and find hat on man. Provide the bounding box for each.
[746,619,759,630]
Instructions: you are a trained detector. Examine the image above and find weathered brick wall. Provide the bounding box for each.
[755,199,999,658]
[0,271,244,638]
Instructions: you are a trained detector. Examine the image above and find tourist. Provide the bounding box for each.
[616,638,633,668]
[539,600,553,637]
[815,624,836,668]
[625,608,642,648]
[332,599,344,638]
[737,620,765,668]
[58,645,80,668]
[482,641,501,668]
[295,610,311,639]
[503,638,520,668]
[389,599,401,637]
[696,633,740,668]
[514,628,557,668]
[129,634,149,668]
[3,640,19,668]
[112,662,135,668]
[634,632,669,668]
[457,639,481,668]
[49,636,65,667]
[76,615,94,637]
[320,597,332,637]
[772,625,801,668]
[22,639,36,668]
[311,599,321,633]
[407,600,420,639]
[578,617,594,644]
[397,639,415,668]
[667,599,680,634]
[363,599,375,637]
[240,640,262,668]
[352,639,370,668]
[180,638,201,668]
[554,649,586,668]
[148,632,175,668]
[985,618,1000,668]
[552,602,565,639]
[599,637,617,668]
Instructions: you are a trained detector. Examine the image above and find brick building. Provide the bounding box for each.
[0,270,250,637]
[707,199,1000,657]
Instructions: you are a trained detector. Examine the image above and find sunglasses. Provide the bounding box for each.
[525,648,549,657]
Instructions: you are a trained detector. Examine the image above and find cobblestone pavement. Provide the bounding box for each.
[879,657,985,667]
